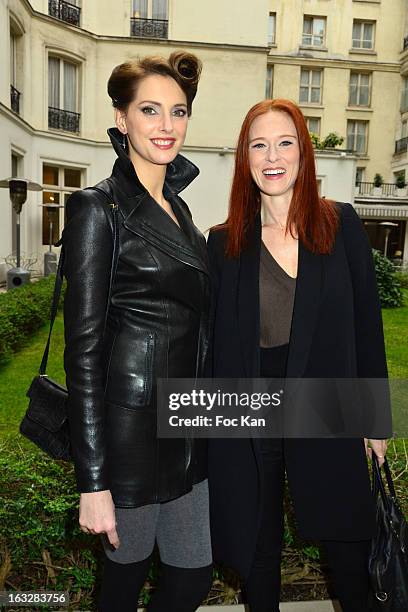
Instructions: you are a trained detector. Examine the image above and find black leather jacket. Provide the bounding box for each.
[62,128,210,507]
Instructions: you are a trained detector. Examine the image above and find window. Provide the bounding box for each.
[10,19,23,114]
[401,77,408,113]
[131,0,168,37]
[48,56,80,132]
[48,0,81,27]
[132,0,168,19]
[302,16,326,47]
[349,72,371,106]
[347,120,368,154]
[355,167,365,186]
[42,164,82,245]
[265,66,273,99]
[268,13,276,45]
[305,117,321,136]
[352,20,375,49]
[300,69,323,104]
[402,120,407,139]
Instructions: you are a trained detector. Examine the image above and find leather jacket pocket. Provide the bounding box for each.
[104,329,155,409]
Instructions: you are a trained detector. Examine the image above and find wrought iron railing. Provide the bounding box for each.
[48,0,81,27]
[10,84,21,114]
[48,107,80,133]
[395,137,408,154]
[355,182,407,198]
[404,35,408,50]
[130,18,168,39]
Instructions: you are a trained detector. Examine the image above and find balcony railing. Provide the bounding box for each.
[130,18,168,39]
[48,107,80,133]
[10,84,21,114]
[404,35,408,50]
[355,182,407,198]
[48,0,81,27]
[395,137,408,154]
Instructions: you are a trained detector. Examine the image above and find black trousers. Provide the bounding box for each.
[243,436,370,612]
[244,346,371,612]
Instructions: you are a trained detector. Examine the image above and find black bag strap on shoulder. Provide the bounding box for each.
[39,178,119,376]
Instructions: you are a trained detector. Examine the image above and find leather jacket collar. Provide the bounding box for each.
[107,127,199,198]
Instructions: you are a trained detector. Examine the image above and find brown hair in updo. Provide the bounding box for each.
[107,51,202,116]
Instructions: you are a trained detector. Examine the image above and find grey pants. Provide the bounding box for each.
[101,479,212,568]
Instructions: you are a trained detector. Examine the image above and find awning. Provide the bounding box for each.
[353,203,408,219]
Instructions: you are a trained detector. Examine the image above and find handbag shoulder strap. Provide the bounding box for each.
[372,455,397,510]
[39,178,119,375]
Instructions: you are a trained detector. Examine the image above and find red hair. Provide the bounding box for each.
[217,99,339,257]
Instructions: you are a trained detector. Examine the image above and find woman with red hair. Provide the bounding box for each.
[207,99,391,611]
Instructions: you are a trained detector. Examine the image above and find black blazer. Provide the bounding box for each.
[207,204,392,578]
[63,128,210,508]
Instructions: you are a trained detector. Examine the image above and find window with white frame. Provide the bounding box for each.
[305,116,321,136]
[401,77,408,113]
[300,69,323,104]
[48,57,78,113]
[302,16,326,47]
[132,0,168,19]
[349,72,371,106]
[10,33,17,87]
[268,13,276,45]
[42,164,83,245]
[265,66,273,99]
[10,19,23,114]
[48,56,80,132]
[352,20,375,49]
[355,167,365,186]
[347,120,368,154]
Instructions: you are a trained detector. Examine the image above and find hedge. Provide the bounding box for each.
[372,249,404,308]
[0,275,65,366]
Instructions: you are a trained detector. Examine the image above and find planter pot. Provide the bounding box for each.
[397,187,407,197]
[373,186,383,196]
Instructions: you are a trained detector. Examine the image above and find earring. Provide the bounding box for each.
[122,133,127,150]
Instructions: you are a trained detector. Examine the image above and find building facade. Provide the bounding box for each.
[268,0,408,263]
[1,0,407,279]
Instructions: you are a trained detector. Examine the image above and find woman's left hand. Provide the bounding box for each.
[364,438,388,467]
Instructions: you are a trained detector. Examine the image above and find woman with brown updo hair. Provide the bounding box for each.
[62,51,212,611]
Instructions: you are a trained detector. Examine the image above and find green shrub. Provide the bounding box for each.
[0,275,65,365]
[373,249,404,308]
[394,271,408,289]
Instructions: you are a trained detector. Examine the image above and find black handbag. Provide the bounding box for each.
[19,182,119,461]
[368,454,408,611]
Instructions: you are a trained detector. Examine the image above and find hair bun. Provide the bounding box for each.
[170,51,202,87]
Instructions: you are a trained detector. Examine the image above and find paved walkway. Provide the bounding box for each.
[137,602,338,611]
[197,603,338,611]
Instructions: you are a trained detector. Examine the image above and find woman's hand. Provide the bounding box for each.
[364,438,388,467]
[79,490,120,549]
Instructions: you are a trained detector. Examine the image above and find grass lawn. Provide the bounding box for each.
[382,290,408,378]
[0,315,66,434]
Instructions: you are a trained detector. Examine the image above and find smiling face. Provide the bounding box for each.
[248,110,300,204]
[115,74,188,169]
